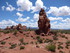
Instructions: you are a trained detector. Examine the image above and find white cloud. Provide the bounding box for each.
[62,18,70,23]
[47,6,70,16]
[17,0,32,11]
[2,6,5,10]
[22,22,38,27]
[31,0,46,13]
[34,13,39,21]
[51,22,70,29]
[0,19,17,28]
[50,17,70,29]
[5,2,15,11]
[16,12,23,17]
[30,19,34,22]
[16,17,30,22]
[48,17,63,21]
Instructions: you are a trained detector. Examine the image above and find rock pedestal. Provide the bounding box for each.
[38,8,50,35]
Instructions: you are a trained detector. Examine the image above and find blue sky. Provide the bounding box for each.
[0,0,70,29]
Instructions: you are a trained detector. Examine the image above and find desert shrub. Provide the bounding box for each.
[65,37,68,39]
[31,36,35,39]
[58,45,63,49]
[19,38,28,45]
[61,35,66,38]
[46,44,56,52]
[65,45,69,49]
[30,41,34,44]
[60,35,68,39]
[36,36,43,43]
[37,38,43,43]
[66,40,70,45]
[65,40,70,49]
[13,31,17,35]
[20,46,25,50]
[19,38,24,43]
[36,36,40,39]
[1,41,6,45]
[9,44,17,49]
[58,42,63,45]
[53,36,58,40]
[44,39,53,43]
[22,42,28,45]
[3,30,10,34]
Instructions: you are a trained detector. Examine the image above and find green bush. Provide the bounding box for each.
[66,40,70,45]
[3,30,10,34]
[46,44,56,52]
[58,42,63,45]
[1,41,6,45]
[19,38,24,43]
[13,31,17,35]
[9,44,17,49]
[58,45,63,49]
[44,39,53,43]
[22,42,28,45]
[53,36,58,40]
[37,38,43,43]
[61,35,66,38]
[36,36,40,39]
[20,46,25,50]
[36,36,43,43]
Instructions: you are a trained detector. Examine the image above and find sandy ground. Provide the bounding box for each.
[0,31,70,53]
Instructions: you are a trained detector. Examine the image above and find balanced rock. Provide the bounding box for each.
[38,8,50,35]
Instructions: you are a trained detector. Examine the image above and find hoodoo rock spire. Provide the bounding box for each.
[38,8,50,35]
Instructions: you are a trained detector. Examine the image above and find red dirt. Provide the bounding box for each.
[0,31,70,53]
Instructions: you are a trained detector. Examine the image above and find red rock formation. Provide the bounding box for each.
[6,24,27,31]
[23,26,27,30]
[38,8,50,35]
[16,24,23,30]
[5,26,10,30]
